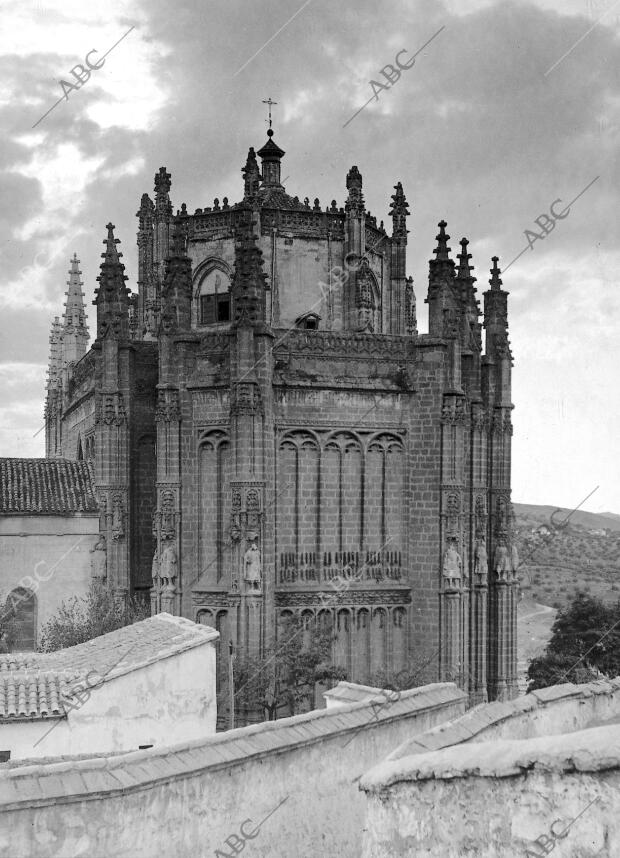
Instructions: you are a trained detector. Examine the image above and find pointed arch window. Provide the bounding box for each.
[197,268,231,325]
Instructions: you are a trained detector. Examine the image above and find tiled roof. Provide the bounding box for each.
[0,458,97,514]
[0,683,466,801]
[0,670,80,720]
[0,614,218,722]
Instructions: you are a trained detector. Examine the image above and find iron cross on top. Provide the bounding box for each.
[262,97,278,129]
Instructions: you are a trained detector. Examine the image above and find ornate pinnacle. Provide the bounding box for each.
[154,167,172,217]
[346,166,363,192]
[154,166,171,198]
[137,193,155,229]
[434,220,452,262]
[101,223,123,263]
[345,166,364,214]
[389,181,409,241]
[243,147,261,198]
[389,181,409,218]
[232,209,267,325]
[489,256,503,290]
[456,238,476,283]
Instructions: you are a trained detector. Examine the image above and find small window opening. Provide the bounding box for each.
[295,312,320,331]
[200,293,230,325]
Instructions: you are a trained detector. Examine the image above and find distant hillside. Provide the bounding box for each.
[512,502,620,610]
[513,503,620,533]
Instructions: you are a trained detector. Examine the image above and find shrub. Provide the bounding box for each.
[39,581,149,652]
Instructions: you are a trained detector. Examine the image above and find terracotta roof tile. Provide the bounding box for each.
[0,458,97,514]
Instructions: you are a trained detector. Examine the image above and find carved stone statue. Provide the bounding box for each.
[112,496,124,541]
[443,540,462,586]
[510,543,520,578]
[151,549,160,587]
[494,539,511,581]
[244,541,262,590]
[160,541,178,589]
[473,538,488,581]
[90,535,107,580]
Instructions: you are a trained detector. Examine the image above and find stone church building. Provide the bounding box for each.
[42,128,517,704]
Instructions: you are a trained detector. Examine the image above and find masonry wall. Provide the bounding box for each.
[361,680,620,858]
[0,515,99,649]
[361,728,620,858]
[19,637,218,761]
[386,678,620,761]
[129,343,158,595]
[405,339,446,683]
[0,683,465,858]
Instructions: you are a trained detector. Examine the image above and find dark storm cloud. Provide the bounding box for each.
[1,0,619,508]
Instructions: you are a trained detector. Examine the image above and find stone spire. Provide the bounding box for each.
[455,238,482,353]
[345,166,365,215]
[160,219,192,333]
[426,221,457,337]
[389,181,409,242]
[431,221,455,268]
[231,209,268,326]
[456,238,475,286]
[455,238,478,310]
[489,255,503,290]
[242,147,261,198]
[61,253,89,364]
[484,257,511,361]
[136,192,155,341]
[44,316,63,456]
[46,316,63,393]
[257,130,285,188]
[94,224,130,340]
[154,167,172,216]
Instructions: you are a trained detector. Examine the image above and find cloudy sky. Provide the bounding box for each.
[1,0,619,514]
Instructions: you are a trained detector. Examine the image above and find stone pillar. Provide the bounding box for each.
[152,385,181,616]
[471,540,489,704]
[493,576,511,701]
[508,569,520,698]
[442,583,463,684]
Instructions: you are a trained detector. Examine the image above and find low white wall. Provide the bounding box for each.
[386,678,620,761]
[3,637,218,761]
[361,725,620,858]
[360,679,620,858]
[0,683,465,858]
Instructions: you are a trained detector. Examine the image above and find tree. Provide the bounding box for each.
[231,615,347,723]
[38,581,150,652]
[527,592,620,692]
[369,656,440,693]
